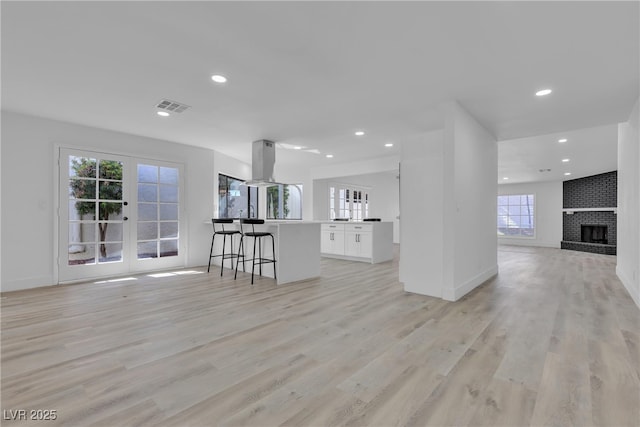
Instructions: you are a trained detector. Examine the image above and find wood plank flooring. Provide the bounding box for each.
[1,245,639,426]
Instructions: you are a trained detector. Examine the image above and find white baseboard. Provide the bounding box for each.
[442,264,499,302]
[616,265,640,309]
[498,239,560,248]
[1,275,54,293]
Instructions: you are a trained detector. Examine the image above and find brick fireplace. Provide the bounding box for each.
[561,171,617,255]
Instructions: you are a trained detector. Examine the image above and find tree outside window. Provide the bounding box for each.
[267,184,303,220]
[70,158,123,259]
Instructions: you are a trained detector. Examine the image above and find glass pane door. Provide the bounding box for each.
[131,160,184,272]
[136,164,179,260]
[59,149,130,281]
[59,149,185,282]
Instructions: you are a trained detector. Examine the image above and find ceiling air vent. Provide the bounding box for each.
[156,99,190,114]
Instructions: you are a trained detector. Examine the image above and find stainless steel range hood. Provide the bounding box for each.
[244,139,281,187]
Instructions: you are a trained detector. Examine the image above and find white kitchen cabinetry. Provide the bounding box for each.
[321,223,345,255]
[321,222,392,263]
[345,224,373,258]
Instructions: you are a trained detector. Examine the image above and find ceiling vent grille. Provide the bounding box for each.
[156,99,190,113]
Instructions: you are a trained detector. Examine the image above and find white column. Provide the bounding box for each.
[400,101,498,301]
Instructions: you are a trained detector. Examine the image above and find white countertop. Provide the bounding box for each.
[205,219,391,225]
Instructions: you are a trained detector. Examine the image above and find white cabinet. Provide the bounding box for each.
[321,224,345,255]
[345,224,372,258]
[321,222,392,263]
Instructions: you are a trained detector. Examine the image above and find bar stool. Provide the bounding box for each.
[234,219,277,285]
[208,219,242,276]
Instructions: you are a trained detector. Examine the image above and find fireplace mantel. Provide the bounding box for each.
[563,207,617,215]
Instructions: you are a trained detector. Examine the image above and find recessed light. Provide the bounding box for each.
[558,138,568,143]
[293,146,302,150]
[157,111,170,117]
[211,74,227,83]
[536,89,552,96]
[503,177,509,180]
[562,158,570,163]
[564,172,571,176]
[385,143,393,147]
[354,131,365,136]
[326,154,334,158]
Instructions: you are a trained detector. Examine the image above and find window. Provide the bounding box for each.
[329,184,369,220]
[267,184,303,220]
[218,174,258,219]
[498,194,535,237]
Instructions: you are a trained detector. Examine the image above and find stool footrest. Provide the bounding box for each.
[210,253,241,259]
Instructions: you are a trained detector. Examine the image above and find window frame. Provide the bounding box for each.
[266,183,303,220]
[497,193,536,239]
[218,173,258,219]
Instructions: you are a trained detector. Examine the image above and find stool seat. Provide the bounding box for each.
[234,219,276,285]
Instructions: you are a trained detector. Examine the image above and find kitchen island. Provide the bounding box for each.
[209,220,321,285]
[321,221,393,263]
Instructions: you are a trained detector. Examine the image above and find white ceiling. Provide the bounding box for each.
[498,124,618,184]
[2,1,638,180]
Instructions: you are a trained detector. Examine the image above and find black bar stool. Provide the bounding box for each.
[234,219,277,284]
[208,219,242,276]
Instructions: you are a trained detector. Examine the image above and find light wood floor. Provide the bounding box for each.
[2,246,639,426]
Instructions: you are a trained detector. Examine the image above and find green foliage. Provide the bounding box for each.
[69,158,123,258]
[267,185,290,219]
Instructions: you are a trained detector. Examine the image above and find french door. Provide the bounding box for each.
[58,148,184,282]
[329,184,370,221]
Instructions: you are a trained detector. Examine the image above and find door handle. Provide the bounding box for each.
[123,216,129,221]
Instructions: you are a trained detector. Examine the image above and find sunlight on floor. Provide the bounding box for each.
[94,277,138,284]
[147,270,203,278]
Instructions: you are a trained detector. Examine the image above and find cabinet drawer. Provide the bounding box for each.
[345,224,372,233]
[322,223,345,232]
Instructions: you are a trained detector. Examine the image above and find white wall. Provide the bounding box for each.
[310,155,399,181]
[400,130,445,295]
[1,111,216,292]
[313,171,400,243]
[617,97,640,308]
[498,181,563,248]
[400,102,497,301]
[447,102,498,301]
